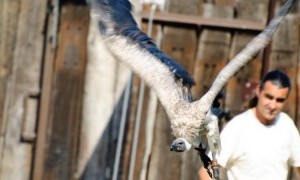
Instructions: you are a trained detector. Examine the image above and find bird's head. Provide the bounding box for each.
[170,138,192,152]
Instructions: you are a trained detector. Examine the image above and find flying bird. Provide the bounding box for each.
[87,0,295,154]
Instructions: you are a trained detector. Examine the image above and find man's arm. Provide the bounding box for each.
[198,166,228,180]
[198,166,212,180]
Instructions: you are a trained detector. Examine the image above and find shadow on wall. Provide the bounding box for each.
[81,87,131,180]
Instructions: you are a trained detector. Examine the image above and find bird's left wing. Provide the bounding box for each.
[87,0,195,122]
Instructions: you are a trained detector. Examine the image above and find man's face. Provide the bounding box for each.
[255,81,289,125]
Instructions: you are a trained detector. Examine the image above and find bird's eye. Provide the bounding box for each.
[178,142,183,145]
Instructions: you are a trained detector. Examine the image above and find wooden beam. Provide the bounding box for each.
[142,11,265,31]
[32,0,59,179]
[41,4,88,179]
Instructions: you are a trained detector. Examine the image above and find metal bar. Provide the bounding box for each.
[112,73,133,180]
[142,11,266,31]
[127,81,145,180]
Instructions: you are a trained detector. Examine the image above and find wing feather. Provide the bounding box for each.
[89,0,195,87]
[197,0,296,113]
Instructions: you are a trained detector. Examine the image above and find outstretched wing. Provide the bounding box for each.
[87,0,195,112]
[91,0,194,84]
[196,0,296,113]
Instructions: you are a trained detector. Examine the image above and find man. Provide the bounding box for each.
[199,70,300,180]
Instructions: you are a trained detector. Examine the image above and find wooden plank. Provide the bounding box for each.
[235,0,270,24]
[161,27,197,73]
[269,14,299,120]
[42,4,89,180]
[161,0,200,73]
[192,4,233,99]
[142,11,265,31]
[0,0,20,136]
[0,1,21,163]
[0,0,47,179]
[215,0,235,6]
[165,0,203,15]
[32,0,59,179]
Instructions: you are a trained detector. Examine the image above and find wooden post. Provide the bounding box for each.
[36,4,89,180]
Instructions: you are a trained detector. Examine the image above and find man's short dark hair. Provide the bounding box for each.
[259,69,291,90]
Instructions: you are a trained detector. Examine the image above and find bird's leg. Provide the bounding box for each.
[211,153,220,180]
[194,143,212,178]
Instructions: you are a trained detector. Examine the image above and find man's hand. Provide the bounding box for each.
[198,166,212,180]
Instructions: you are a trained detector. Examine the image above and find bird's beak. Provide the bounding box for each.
[170,144,176,151]
[170,143,185,152]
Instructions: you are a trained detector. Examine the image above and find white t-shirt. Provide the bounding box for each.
[218,109,300,180]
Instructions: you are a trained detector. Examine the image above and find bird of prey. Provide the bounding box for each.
[87,0,295,153]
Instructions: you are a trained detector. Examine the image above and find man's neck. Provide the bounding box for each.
[252,108,275,126]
